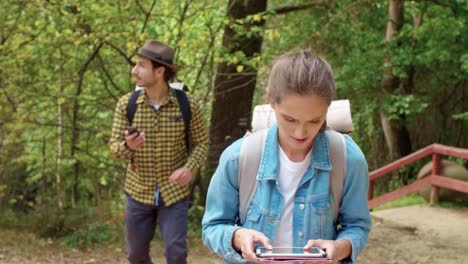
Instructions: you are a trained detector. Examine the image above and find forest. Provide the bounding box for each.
[0,0,467,248]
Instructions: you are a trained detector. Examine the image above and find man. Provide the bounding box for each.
[109,40,209,264]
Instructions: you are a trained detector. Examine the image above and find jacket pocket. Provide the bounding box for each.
[302,193,334,238]
[242,203,263,230]
[247,205,261,222]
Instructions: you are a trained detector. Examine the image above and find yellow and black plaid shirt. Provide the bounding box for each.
[109,89,209,206]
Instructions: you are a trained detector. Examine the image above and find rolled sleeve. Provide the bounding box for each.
[109,94,135,161]
[184,99,209,174]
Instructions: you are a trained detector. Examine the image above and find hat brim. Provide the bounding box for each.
[135,52,180,72]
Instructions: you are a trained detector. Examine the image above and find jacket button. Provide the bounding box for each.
[298,231,304,238]
[299,204,305,210]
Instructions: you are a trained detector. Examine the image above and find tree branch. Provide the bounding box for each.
[104,41,134,66]
[173,0,192,60]
[270,1,324,15]
[96,54,122,101]
[78,42,104,87]
[140,0,157,35]
[133,0,146,14]
[0,84,17,112]
[411,0,453,8]
[192,20,224,98]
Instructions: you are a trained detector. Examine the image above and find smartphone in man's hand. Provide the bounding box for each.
[126,125,140,136]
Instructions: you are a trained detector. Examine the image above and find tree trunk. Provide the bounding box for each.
[71,43,103,207]
[380,0,412,160]
[203,0,267,204]
[56,52,65,210]
[40,137,47,207]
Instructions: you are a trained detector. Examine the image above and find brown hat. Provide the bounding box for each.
[136,40,179,72]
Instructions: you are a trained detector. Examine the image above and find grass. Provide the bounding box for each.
[372,193,428,211]
[439,200,468,209]
[372,192,468,211]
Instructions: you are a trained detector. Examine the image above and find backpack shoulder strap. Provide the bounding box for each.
[126,90,141,125]
[172,88,192,152]
[238,129,268,224]
[326,130,347,224]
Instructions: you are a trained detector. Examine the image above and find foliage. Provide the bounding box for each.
[383,92,429,121]
[188,205,205,237]
[452,112,468,121]
[0,0,226,215]
[439,200,468,209]
[60,223,119,249]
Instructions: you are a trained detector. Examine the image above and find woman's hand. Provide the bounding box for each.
[304,239,351,264]
[232,228,271,263]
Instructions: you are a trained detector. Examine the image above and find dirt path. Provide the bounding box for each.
[0,232,220,264]
[359,205,468,264]
[1,204,467,263]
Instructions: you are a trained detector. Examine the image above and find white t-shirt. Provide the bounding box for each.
[273,147,312,247]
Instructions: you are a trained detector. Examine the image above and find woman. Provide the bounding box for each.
[202,50,371,264]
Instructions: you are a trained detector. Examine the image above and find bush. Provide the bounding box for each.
[188,205,205,237]
[59,222,119,249]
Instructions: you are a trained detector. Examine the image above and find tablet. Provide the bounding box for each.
[256,246,328,259]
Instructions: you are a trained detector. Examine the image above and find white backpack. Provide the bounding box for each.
[238,100,352,225]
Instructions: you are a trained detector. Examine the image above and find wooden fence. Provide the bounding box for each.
[368,144,468,209]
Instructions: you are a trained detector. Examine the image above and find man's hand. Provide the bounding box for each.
[304,239,351,264]
[125,130,145,151]
[169,167,192,185]
[232,228,271,263]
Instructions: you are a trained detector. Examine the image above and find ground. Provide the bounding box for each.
[0,204,467,264]
[359,205,468,264]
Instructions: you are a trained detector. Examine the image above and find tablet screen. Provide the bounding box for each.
[256,246,327,259]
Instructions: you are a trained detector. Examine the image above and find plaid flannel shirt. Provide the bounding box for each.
[109,89,209,206]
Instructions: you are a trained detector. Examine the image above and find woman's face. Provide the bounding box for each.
[271,93,328,161]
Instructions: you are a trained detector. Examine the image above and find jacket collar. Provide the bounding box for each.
[136,88,176,106]
[257,124,332,181]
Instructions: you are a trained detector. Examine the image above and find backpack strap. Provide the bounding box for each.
[172,88,192,152]
[326,130,347,225]
[238,129,268,225]
[126,90,141,125]
[238,129,347,226]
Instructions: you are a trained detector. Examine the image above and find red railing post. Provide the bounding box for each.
[430,153,441,205]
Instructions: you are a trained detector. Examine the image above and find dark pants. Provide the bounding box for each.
[125,194,188,264]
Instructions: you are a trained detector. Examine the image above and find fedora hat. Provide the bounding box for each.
[136,40,179,72]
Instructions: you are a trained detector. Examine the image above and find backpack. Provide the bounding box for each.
[251,100,353,134]
[238,102,351,225]
[126,88,192,151]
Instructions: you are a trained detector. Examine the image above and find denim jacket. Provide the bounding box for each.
[202,125,371,263]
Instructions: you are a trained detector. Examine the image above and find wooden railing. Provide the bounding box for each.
[368,144,468,209]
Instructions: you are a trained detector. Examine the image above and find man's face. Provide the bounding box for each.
[271,93,328,161]
[131,56,160,87]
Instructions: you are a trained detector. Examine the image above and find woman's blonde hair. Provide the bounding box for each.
[267,49,336,105]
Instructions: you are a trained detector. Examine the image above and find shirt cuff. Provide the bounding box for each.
[336,236,360,264]
[120,140,134,159]
[185,158,200,175]
[223,226,245,263]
